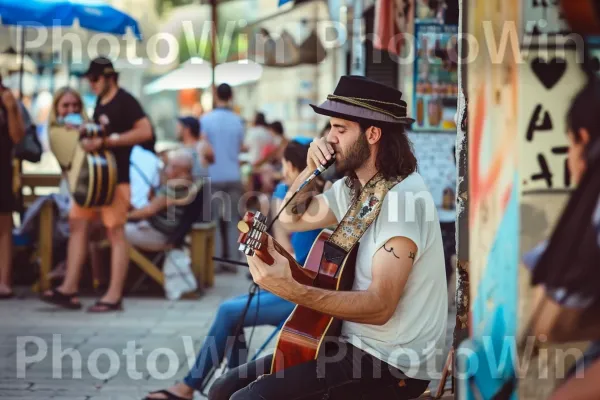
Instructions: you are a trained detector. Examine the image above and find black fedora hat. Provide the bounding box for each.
[310,75,414,125]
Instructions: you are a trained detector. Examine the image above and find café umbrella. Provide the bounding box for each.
[0,0,142,98]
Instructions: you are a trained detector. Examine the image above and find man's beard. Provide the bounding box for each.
[335,133,371,175]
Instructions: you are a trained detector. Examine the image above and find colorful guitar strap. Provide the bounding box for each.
[323,172,404,266]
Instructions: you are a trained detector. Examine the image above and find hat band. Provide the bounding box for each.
[317,99,413,124]
[327,94,407,121]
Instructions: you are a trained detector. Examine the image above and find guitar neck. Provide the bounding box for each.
[254,233,316,284]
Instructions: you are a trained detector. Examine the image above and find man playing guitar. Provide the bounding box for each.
[209,76,448,400]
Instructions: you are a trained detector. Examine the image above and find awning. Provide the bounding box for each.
[143,58,263,95]
[277,0,343,23]
[278,0,311,6]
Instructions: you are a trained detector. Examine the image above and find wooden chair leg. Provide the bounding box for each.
[36,201,54,292]
[191,229,207,288]
[435,347,454,399]
[205,228,215,287]
[128,247,165,286]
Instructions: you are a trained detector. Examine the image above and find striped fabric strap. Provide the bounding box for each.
[327,94,410,121]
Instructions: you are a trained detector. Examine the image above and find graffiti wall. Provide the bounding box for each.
[459,0,520,398]
[518,1,589,398]
[520,48,586,194]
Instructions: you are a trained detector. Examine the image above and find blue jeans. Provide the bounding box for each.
[183,290,295,390]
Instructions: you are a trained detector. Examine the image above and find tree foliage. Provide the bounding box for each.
[155,0,196,17]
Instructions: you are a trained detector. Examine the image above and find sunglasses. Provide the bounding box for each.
[87,75,101,83]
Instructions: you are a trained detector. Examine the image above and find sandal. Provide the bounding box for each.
[143,390,192,400]
[0,291,15,300]
[40,289,82,310]
[87,299,123,313]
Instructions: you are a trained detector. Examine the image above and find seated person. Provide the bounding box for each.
[144,141,323,400]
[129,145,162,209]
[523,81,600,400]
[126,149,195,251]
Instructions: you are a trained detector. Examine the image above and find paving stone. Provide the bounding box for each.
[0,382,32,390]
[1,273,456,398]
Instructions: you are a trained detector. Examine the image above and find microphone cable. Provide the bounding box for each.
[216,156,336,370]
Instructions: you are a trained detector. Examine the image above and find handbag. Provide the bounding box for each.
[13,103,42,163]
[14,123,42,163]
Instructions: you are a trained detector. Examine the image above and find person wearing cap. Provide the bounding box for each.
[176,116,214,182]
[200,83,245,269]
[207,76,446,399]
[41,57,154,312]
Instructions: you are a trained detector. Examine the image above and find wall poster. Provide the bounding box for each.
[412,23,458,132]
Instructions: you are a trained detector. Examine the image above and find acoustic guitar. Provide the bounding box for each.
[49,122,117,208]
[237,211,358,373]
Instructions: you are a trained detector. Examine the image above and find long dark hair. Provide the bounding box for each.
[343,120,417,197]
[567,78,600,145]
[284,140,325,194]
[361,121,418,178]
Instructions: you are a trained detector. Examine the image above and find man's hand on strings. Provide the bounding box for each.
[247,235,294,295]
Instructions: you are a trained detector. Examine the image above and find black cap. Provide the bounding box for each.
[178,116,200,138]
[84,57,117,77]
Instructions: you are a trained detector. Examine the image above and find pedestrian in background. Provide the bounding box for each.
[200,83,245,269]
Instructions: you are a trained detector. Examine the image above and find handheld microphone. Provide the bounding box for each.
[297,154,336,192]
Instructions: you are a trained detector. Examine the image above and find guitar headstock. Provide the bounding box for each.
[237,211,268,257]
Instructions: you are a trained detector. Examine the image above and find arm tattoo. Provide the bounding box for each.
[409,252,416,261]
[383,244,400,259]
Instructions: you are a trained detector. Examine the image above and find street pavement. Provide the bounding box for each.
[0,273,456,400]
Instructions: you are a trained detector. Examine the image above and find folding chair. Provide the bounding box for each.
[126,182,209,293]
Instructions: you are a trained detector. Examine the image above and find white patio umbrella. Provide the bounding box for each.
[0,49,36,74]
[144,58,263,95]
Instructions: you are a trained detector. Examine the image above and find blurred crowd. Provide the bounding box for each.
[0,56,348,306]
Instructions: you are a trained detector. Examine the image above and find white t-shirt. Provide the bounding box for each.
[129,146,161,210]
[321,172,448,381]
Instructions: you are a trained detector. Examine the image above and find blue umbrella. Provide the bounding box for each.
[0,0,142,97]
[0,0,142,38]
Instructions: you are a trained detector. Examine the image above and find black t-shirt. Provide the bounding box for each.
[0,103,11,162]
[94,88,146,183]
[139,122,156,153]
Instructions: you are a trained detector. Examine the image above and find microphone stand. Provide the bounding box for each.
[201,159,334,393]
